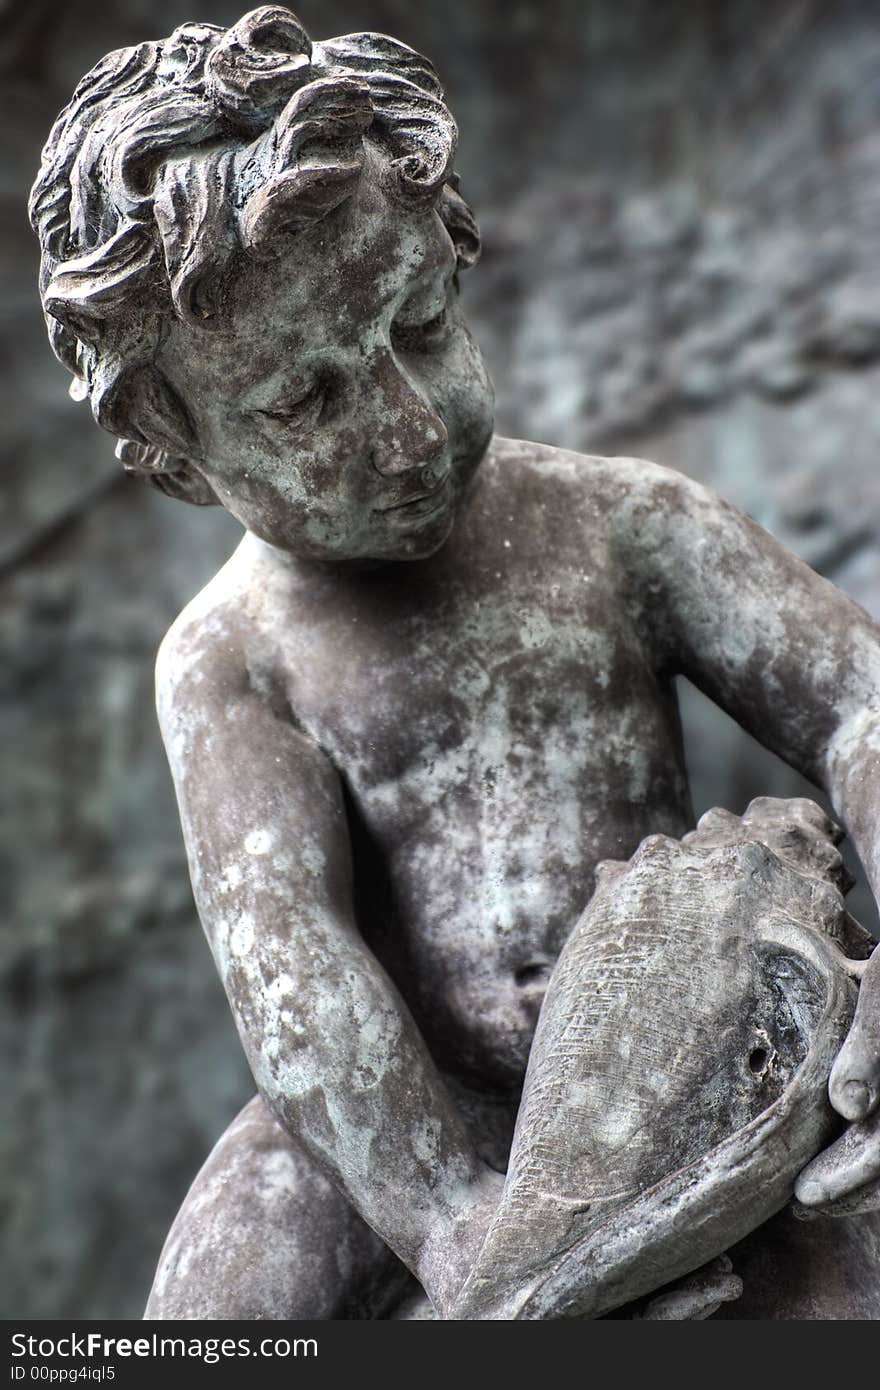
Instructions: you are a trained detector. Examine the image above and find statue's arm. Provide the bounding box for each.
[154,615,502,1315]
[615,459,880,1205]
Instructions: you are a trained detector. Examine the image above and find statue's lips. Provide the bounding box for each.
[377,475,451,521]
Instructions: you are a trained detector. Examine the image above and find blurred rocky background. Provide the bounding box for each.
[3,0,880,1317]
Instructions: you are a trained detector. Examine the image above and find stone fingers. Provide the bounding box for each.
[640,1255,743,1320]
[794,1101,880,1207]
[828,945,880,1120]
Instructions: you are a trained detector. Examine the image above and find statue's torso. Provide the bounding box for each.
[239,440,693,1089]
[173,438,880,1318]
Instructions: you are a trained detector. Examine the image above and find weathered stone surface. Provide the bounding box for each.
[452,800,872,1319]
[8,0,880,1318]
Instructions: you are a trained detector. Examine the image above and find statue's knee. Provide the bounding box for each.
[145,1095,395,1320]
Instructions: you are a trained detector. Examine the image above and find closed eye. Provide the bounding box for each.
[391,305,451,354]
[247,380,325,429]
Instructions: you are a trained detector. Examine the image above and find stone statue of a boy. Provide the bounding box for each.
[31,7,880,1319]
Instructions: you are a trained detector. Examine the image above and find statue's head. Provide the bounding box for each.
[30,6,494,561]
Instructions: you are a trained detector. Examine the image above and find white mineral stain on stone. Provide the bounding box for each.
[299,844,326,876]
[410,1117,442,1166]
[829,704,880,769]
[268,972,295,1003]
[219,862,243,894]
[518,609,553,650]
[245,827,273,855]
[170,731,188,765]
[230,914,256,957]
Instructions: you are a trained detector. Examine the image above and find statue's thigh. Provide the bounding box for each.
[716,1207,880,1319]
[145,1094,409,1320]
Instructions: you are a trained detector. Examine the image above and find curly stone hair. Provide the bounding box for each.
[29,6,480,502]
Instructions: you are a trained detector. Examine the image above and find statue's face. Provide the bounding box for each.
[159,150,495,562]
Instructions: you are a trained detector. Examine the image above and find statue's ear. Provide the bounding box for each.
[147,462,221,508]
[114,440,221,508]
[100,362,198,460]
[438,179,481,271]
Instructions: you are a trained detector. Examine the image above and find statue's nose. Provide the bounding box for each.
[371,428,448,477]
[368,353,448,476]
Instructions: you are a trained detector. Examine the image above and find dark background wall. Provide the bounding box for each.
[4,0,880,1317]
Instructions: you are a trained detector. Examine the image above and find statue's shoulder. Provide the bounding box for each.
[155,539,258,723]
[486,435,687,496]
[482,436,702,536]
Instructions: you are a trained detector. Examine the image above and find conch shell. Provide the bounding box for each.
[454,798,870,1319]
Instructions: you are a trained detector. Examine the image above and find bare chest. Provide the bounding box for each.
[264,565,692,1086]
[288,579,684,856]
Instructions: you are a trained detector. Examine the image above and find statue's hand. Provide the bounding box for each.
[674,797,879,1216]
[638,1255,743,1320]
[795,945,880,1213]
